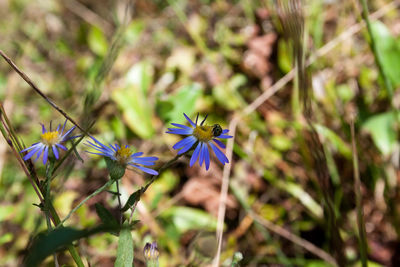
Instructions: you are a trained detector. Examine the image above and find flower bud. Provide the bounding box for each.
[143,241,159,261]
[105,157,126,180]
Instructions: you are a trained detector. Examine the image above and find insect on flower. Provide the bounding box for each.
[166,113,232,170]
[85,137,159,176]
[20,120,79,165]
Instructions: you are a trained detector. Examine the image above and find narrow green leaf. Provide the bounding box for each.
[95,203,119,227]
[121,190,141,212]
[115,225,134,267]
[315,124,352,158]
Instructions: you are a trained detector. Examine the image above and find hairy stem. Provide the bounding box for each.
[116,180,123,225]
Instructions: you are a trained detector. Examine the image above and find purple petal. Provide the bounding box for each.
[23,145,43,161]
[177,136,197,155]
[61,120,67,134]
[132,152,144,157]
[190,143,202,167]
[89,136,109,150]
[183,113,196,127]
[210,142,229,164]
[56,144,68,151]
[200,114,208,126]
[34,147,44,162]
[60,126,76,141]
[129,164,158,175]
[173,136,196,150]
[203,144,210,170]
[171,123,192,130]
[41,123,46,134]
[213,139,226,149]
[133,156,158,161]
[222,129,229,134]
[199,142,205,166]
[85,151,109,157]
[131,156,158,166]
[42,146,49,165]
[217,134,232,139]
[166,128,193,135]
[52,145,59,159]
[20,143,40,153]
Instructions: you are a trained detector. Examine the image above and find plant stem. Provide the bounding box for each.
[140,153,185,196]
[44,165,59,267]
[125,153,186,222]
[116,180,123,225]
[350,120,368,267]
[58,179,115,227]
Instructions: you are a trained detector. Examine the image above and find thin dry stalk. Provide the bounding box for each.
[213,117,238,267]
[64,0,113,33]
[350,119,368,266]
[0,50,88,135]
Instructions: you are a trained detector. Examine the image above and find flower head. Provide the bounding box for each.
[166,113,232,170]
[143,241,159,261]
[20,120,78,165]
[85,137,158,176]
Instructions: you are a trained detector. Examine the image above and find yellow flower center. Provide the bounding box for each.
[41,131,60,146]
[115,147,133,164]
[193,125,213,142]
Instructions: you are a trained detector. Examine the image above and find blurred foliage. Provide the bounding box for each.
[0,0,400,266]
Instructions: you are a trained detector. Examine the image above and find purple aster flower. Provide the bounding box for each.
[20,120,78,165]
[85,137,158,176]
[166,113,232,170]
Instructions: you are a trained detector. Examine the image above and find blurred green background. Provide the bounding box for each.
[1,0,400,266]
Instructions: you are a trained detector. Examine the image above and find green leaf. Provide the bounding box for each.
[362,111,399,155]
[115,224,134,267]
[95,203,119,227]
[161,207,218,233]
[371,21,400,87]
[157,83,202,123]
[112,61,155,138]
[25,225,118,267]
[278,39,293,73]
[121,190,141,212]
[88,26,108,57]
[315,124,352,158]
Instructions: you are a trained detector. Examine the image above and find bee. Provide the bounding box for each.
[212,124,223,137]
